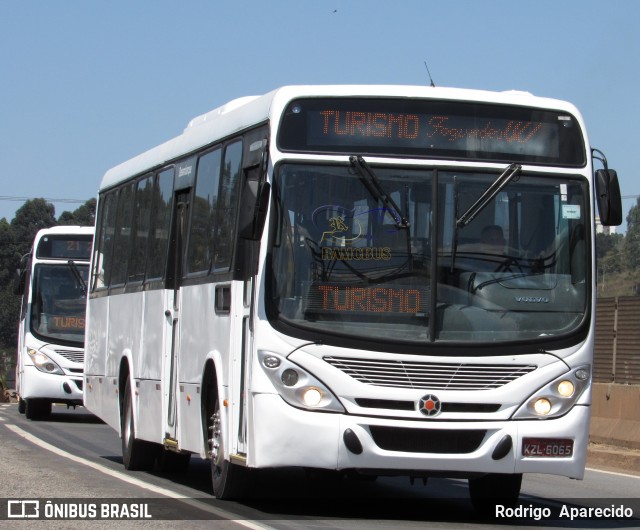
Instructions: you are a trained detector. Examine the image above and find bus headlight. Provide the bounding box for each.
[532,398,552,415]
[302,387,323,407]
[27,348,64,375]
[513,365,590,419]
[258,350,345,412]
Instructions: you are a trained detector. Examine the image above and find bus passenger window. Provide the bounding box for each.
[128,175,153,284]
[110,183,135,286]
[92,191,118,291]
[146,168,174,281]
[187,149,221,274]
[214,141,243,271]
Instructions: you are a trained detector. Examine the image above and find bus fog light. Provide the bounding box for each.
[533,398,552,415]
[557,380,574,397]
[281,369,299,387]
[302,387,323,407]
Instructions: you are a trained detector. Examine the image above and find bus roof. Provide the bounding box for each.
[35,225,94,237]
[99,85,583,191]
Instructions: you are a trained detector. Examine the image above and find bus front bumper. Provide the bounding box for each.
[250,393,589,479]
[21,366,84,405]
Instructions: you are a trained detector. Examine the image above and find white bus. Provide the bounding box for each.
[16,226,93,420]
[85,86,621,508]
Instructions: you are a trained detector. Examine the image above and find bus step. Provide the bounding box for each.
[163,437,180,453]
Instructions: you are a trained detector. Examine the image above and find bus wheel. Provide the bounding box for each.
[468,473,522,515]
[121,376,156,471]
[25,399,51,420]
[18,398,26,414]
[208,396,245,499]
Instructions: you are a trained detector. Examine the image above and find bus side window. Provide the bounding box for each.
[92,191,118,291]
[128,175,154,284]
[214,140,243,272]
[187,148,221,275]
[110,183,135,287]
[146,168,174,282]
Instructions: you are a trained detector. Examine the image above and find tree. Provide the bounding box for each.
[0,199,56,354]
[0,219,16,286]
[596,232,624,274]
[623,197,640,271]
[58,198,96,226]
[10,199,56,255]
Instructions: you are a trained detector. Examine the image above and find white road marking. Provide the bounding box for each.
[4,423,275,529]
[585,466,640,479]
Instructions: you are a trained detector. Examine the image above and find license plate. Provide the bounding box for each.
[522,438,573,458]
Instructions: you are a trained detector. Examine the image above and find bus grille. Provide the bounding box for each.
[55,349,85,364]
[324,357,536,390]
[369,426,486,453]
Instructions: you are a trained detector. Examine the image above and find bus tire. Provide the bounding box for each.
[208,396,245,499]
[121,376,156,471]
[18,398,26,414]
[468,473,522,515]
[25,398,51,420]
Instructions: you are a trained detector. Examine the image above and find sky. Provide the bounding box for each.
[1,0,638,232]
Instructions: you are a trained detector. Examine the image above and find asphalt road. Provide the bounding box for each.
[1,403,639,529]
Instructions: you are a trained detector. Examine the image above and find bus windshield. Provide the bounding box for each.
[268,162,589,349]
[30,263,89,344]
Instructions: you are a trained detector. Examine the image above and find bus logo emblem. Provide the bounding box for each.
[419,394,442,417]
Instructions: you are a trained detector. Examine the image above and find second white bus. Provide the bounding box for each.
[16,226,93,419]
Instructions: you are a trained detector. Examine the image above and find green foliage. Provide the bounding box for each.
[623,197,640,271]
[597,198,640,298]
[58,198,96,227]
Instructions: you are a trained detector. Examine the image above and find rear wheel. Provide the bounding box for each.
[121,376,157,471]
[469,473,522,515]
[208,396,245,499]
[25,398,51,420]
[18,398,26,414]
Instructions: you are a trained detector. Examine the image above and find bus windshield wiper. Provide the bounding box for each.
[68,259,87,296]
[456,163,521,228]
[349,155,410,229]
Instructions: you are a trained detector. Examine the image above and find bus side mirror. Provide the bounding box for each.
[15,269,26,295]
[595,169,622,226]
[238,180,270,241]
[14,253,30,295]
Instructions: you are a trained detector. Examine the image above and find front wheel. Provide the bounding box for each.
[208,397,245,499]
[25,398,51,420]
[121,376,157,471]
[469,473,522,515]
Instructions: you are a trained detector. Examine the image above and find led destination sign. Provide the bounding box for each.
[304,282,430,316]
[279,98,585,166]
[48,315,85,332]
[37,235,93,260]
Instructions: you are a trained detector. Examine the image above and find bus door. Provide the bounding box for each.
[163,189,190,445]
